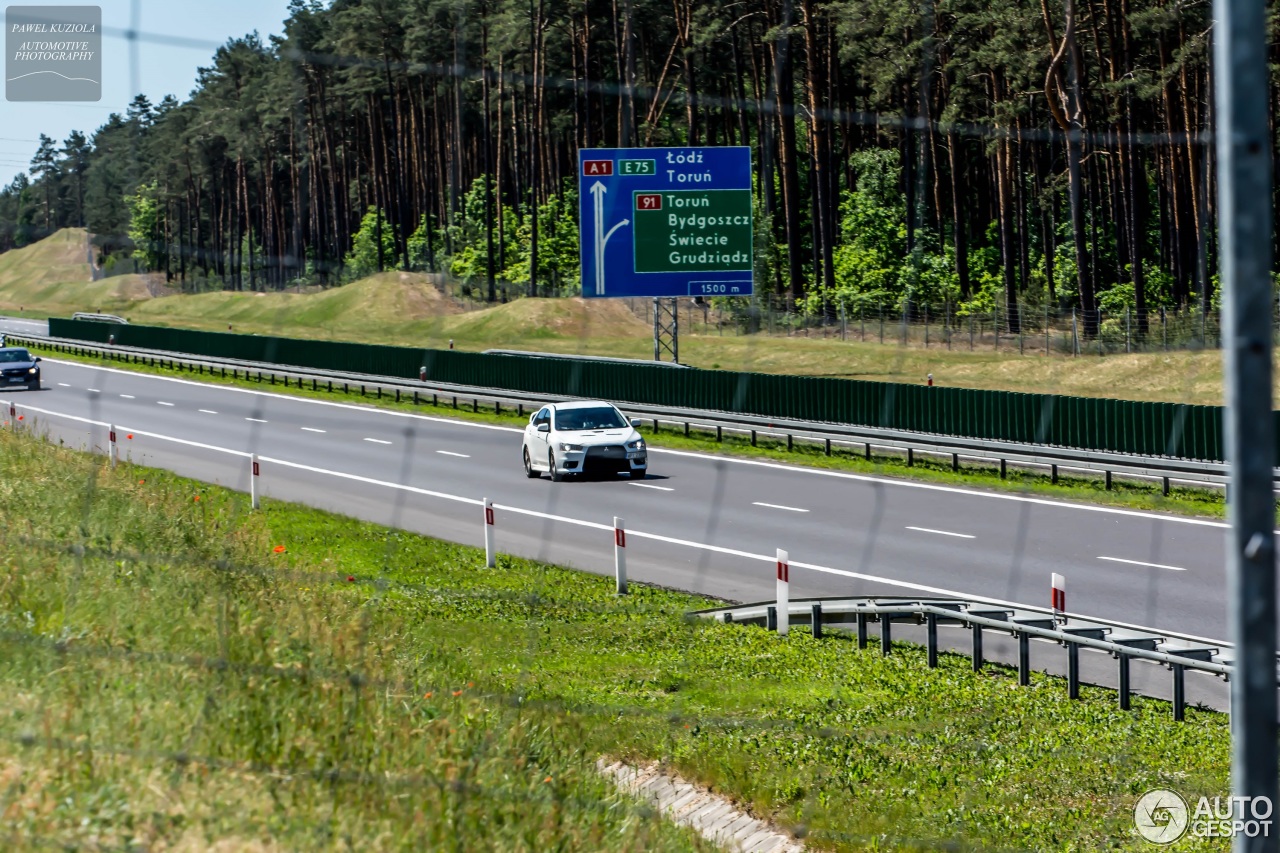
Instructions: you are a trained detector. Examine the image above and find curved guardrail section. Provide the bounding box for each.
[692,596,1274,721]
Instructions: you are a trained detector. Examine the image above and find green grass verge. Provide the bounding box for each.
[1,416,1231,850]
[30,342,1230,521]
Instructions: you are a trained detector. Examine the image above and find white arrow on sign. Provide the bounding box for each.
[590,180,630,296]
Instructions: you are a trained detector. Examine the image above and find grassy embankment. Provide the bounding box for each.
[28,341,1231,522]
[0,418,1232,850]
[0,227,1241,406]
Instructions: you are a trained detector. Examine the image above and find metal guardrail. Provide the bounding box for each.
[693,596,1274,721]
[482,348,692,367]
[14,332,1275,493]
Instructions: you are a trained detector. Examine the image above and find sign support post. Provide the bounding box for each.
[653,298,678,363]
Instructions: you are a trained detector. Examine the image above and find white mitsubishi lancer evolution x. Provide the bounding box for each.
[522,400,649,481]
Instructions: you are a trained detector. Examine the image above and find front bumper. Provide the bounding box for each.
[1,369,37,388]
[556,446,647,474]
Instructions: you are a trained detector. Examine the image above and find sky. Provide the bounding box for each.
[0,0,295,186]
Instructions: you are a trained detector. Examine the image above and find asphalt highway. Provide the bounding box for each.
[0,316,49,337]
[3,353,1245,709]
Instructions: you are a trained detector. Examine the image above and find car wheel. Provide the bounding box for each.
[549,452,564,482]
[523,447,540,479]
[28,380,40,391]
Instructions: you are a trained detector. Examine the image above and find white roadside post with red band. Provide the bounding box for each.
[1051,572,1066,622]
[251,454,260,509]
[614,517,627,594]
[776,548,790,636]
[483,497,495,567]
[108,424,117,469]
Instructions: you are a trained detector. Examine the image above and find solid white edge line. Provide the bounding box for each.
[12,399,1229,645]
[87,388,100,393]
[905,525,976,540]
[42,357,1229,531]
[752,501,809,513]
[56,382,70,387]
[628,482,673,491]
[1098,556,1188,572]
[436,450,470,458]
[156,401,174,406]
[301,427,326,433]
[363,437,392,445]
[199,409,218,415]
[245,417,267,423]
[120,394,134,399]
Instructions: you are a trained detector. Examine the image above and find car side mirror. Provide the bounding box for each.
[537,422,550,432]
[33,357,41,363]
[629,418,641,428]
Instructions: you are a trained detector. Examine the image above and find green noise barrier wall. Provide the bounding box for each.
[48,317,1240,462]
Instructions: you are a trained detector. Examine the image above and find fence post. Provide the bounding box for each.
[926,612,938,667]
[969,314,974,350]
[108,424,117,469]
[251,453,260,510]
[1125,306,1131,353]
[614,516,627,594]
[1072,309,1078,356]
[483,497,495,568]
[1118,655,1131,710]
[775,549,789,636]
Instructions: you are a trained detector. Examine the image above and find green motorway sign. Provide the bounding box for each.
[632,189,753,275]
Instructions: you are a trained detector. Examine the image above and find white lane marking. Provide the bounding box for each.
[18,400,1228,646]
[157,401,174,407]
[629,482,673,491]
[752,501,809,513]
[906,526,976,540]
[1098,556,1187,572]
[38,358,1233,532]
[301,427,326,433]
[363,437,392,445]
[87,388,100,393]
[436,450,470,458]
[119,394,134,399]
[245,417,267,423]
[199,409,218,415]
[57,382,70,387]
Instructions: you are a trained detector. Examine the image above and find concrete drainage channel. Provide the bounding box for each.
[598,758,805,852]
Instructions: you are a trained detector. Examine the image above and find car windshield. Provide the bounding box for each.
[0,349,32,364]
[555,407,626,431]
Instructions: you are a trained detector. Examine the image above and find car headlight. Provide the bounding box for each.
[627,440,645,450]
[558,443,582,452]
[27,367,37,374]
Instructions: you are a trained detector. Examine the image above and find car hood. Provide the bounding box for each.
[0,360,36,371]
[559,429,640,445]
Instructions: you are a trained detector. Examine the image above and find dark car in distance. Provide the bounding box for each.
[0,347,42,390]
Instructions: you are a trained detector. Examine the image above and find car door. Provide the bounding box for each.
[530,407,552,466]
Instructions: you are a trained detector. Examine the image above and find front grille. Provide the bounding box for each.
[1,368,29,378]
[585,445,626,459]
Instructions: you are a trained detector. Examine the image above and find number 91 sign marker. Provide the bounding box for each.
[578,146,754,298]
